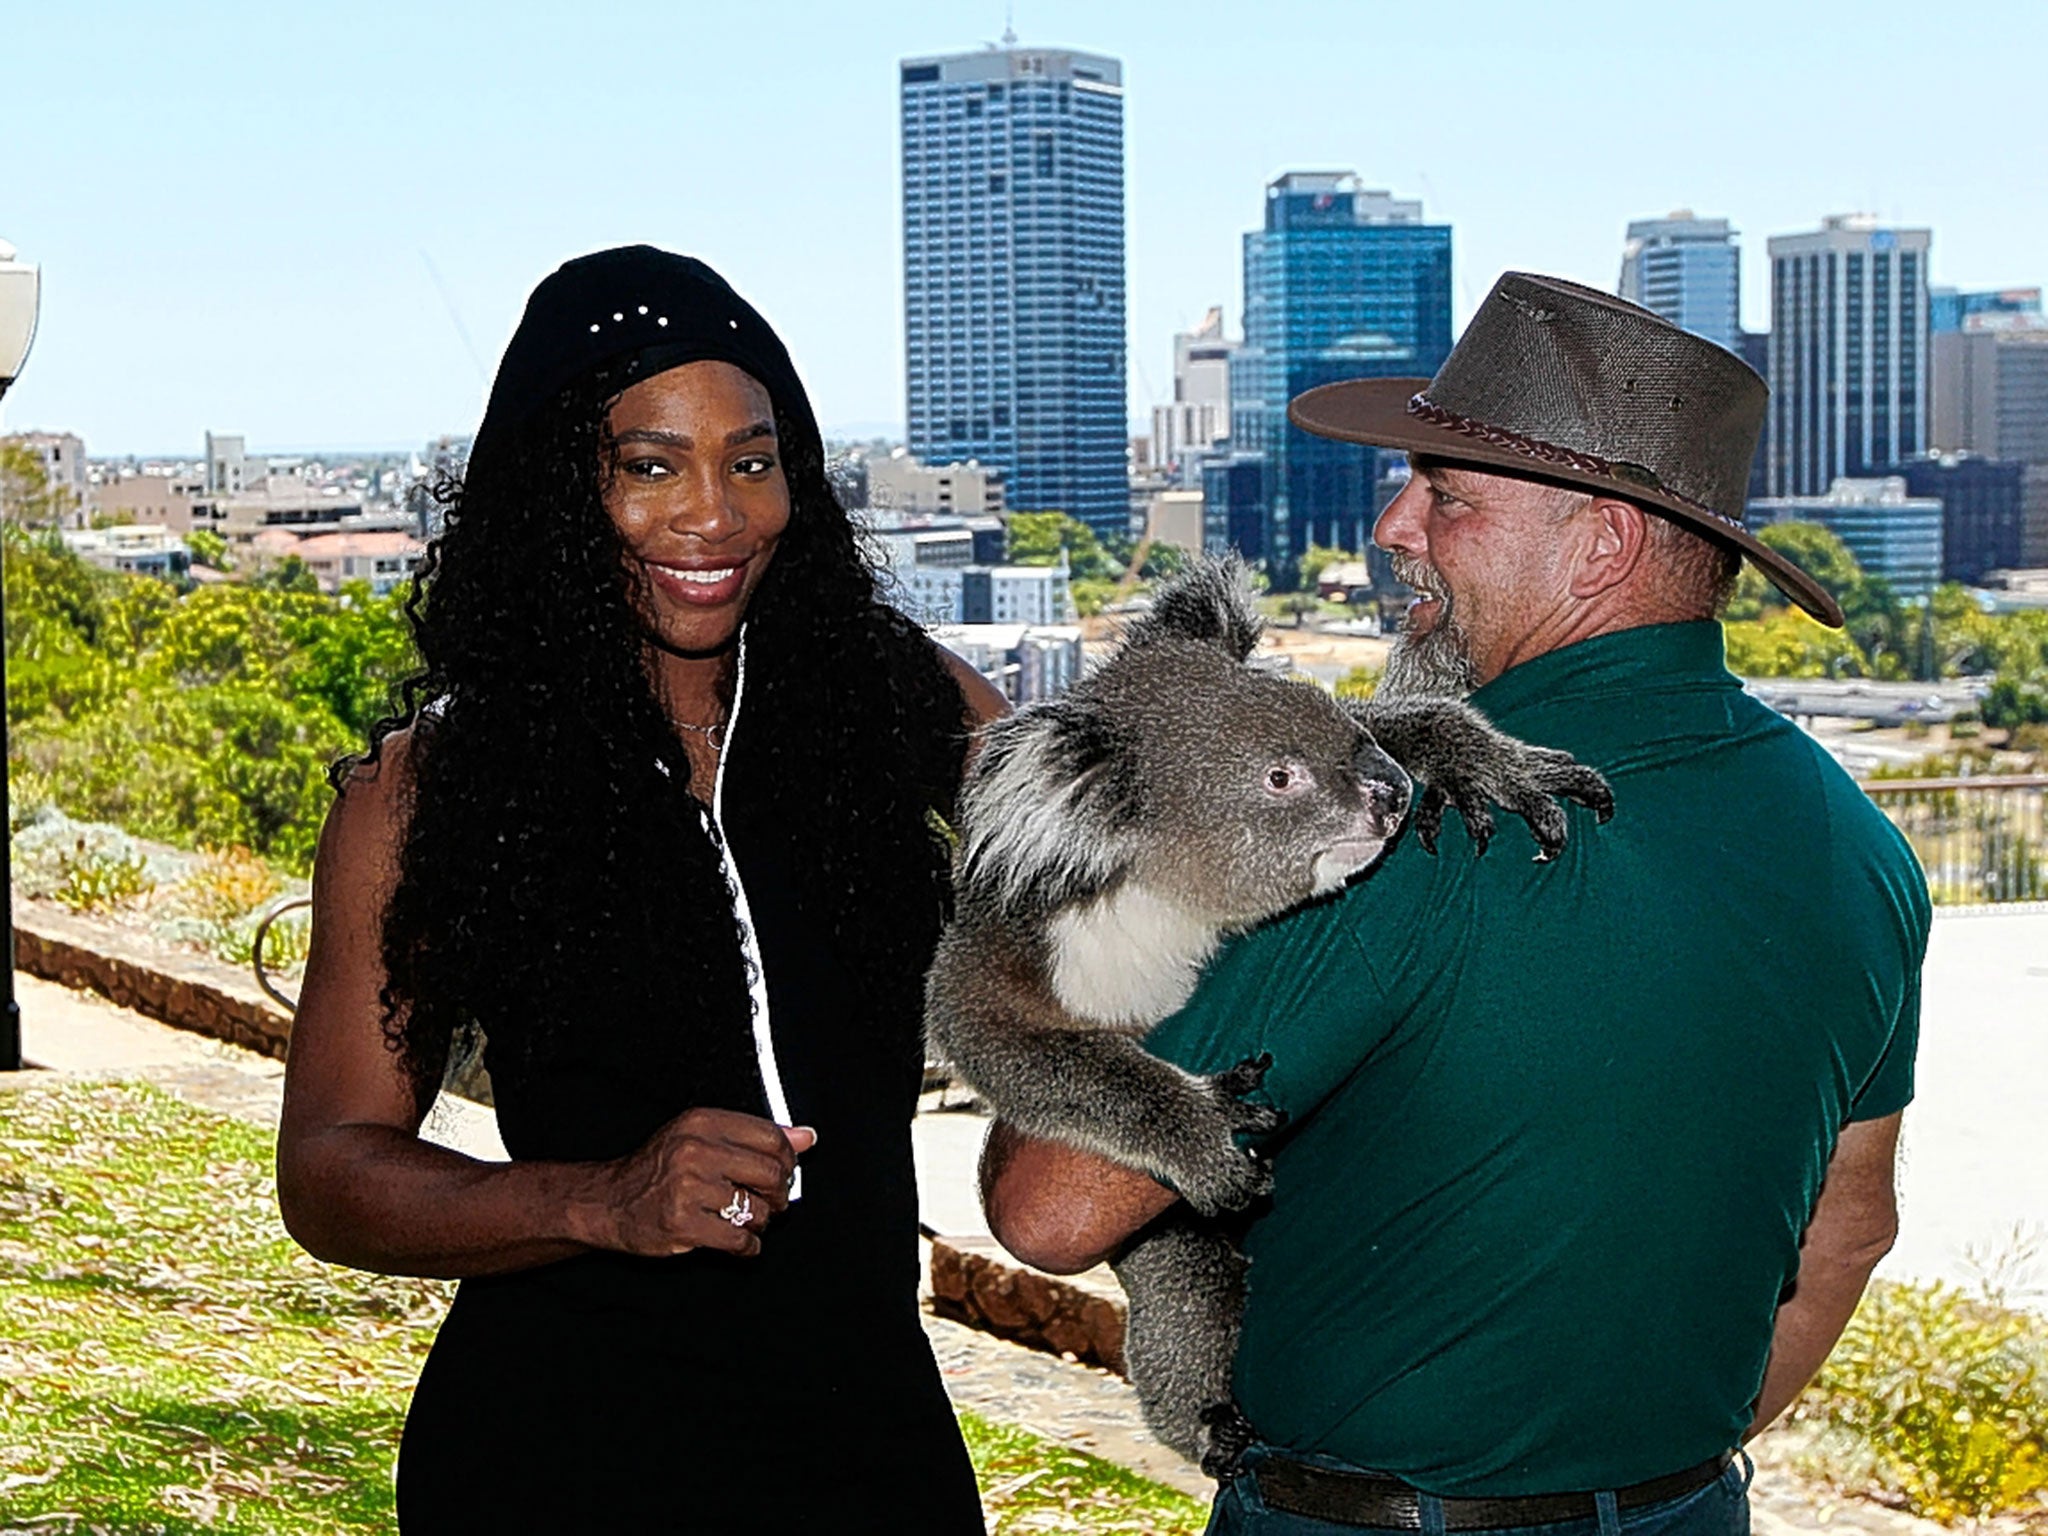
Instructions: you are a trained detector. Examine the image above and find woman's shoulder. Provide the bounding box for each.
[324,725,424,872]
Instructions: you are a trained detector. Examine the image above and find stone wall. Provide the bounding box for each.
[12,903,293,1060]
[929,1234,1128,1374]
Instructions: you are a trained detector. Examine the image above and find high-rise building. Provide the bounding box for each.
[1930,286,2042,334]
[1232,172,1452,566]
[1765,215,1932,497]
[1150,306,1236,474]
[1931,324,2048,463]
[1617,211,1740,350]
[1883,453,2027,585]
[898,44,1127,537]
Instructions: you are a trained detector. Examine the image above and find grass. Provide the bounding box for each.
[0,1078,1206,1534]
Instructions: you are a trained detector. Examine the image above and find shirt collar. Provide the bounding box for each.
[1466,620,1736,727]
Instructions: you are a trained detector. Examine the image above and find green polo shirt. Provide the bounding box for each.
[1147,621,1928,1495]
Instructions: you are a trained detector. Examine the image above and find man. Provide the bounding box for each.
[982,274,1928,1535]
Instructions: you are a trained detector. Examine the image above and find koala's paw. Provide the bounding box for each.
[1171,1056,1277,1212]
[1212,1050,1276,1104]
[1417,742,1613,861]
[1488,744,1615,861]
[1199,1400,1259,1482]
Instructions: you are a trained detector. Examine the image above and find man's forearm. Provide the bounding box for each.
[1746,1232,1891,1437]
[1746,1113,1903,1438]
[980,1121,1180,1273]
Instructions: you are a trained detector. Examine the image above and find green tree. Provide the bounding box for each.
[251,554,321,594]
[1292,543,1351,591]
[0,442,80,526]
[186,527,231,569]
[1721,608,1872,679]
[1004,511,1120,582]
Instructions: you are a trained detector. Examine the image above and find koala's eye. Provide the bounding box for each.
[1264,764,1309,797]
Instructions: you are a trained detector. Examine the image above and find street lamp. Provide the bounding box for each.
[0,237,42,1071]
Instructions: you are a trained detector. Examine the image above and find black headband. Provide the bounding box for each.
[469,245,822,471]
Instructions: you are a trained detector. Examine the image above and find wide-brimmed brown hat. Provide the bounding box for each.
[1288,271,1843,627]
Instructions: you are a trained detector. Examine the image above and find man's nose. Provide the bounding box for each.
[1373,475,1428,555]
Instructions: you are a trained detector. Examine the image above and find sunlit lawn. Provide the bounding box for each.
[0,1078,1205,1534]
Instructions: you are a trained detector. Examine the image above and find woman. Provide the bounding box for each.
[276,246,1004,1531]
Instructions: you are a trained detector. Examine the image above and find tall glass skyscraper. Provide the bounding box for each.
[1617,212,1740,351]
[1232,173,1451,566]
[1766,215,1931,497]
[898,45,1127,536]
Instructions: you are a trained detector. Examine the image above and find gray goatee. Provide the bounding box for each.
[1379,556,1480,701]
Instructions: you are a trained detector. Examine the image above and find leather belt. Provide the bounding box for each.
[1255,1451,1734,1530]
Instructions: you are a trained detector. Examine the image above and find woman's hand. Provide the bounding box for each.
[578,1110,818,1259]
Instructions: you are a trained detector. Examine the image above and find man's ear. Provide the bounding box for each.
[1569,496,1650,599]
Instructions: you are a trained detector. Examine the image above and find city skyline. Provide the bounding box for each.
[3,0,2043,455]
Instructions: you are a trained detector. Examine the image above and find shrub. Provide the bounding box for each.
[1791,1277,2048,1521]
[10,812,160,913]
[163,845,284,928]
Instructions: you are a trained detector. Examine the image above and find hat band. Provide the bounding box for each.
[1405,393,1741,534]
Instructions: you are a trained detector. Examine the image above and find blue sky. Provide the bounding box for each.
[4,0,2043,455]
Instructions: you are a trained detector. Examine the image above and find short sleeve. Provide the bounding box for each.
[1144,891,1398,1130]
[1848,963,1919,1122]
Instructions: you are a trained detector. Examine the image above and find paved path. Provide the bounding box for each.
[1882,907,2048,1299]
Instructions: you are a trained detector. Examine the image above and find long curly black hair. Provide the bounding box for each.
[339,373,969,1115]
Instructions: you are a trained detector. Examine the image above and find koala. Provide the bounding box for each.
[924,557,1613,1477]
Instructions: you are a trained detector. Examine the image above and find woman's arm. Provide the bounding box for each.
[275,732,811,1280]
[934,639,1012,734]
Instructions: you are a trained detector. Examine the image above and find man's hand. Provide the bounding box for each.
[1746,1111,1902,1438]
[981,1121,1180,1273]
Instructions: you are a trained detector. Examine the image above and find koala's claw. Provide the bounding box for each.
[1214,1051,1274,1100]
[1200,1400,1259,1482]
[1417,781,1494,856]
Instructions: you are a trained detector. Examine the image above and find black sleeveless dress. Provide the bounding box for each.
[394,683,984,1531]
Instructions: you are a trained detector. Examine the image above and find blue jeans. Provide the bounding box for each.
[1204,1447,1754,1536]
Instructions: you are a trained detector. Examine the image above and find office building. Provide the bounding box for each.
[1202,453,1268,560]
[1930,286,2042,334]
[1232,172,1452,566]
[61,524,189,578]
[866,450,1006,516]
[899,44,1127,536]
[933,623,1085,704]
[1748,476,1943,598]
[1932,324,2048,463]
[1765,216,1932,497]
[1884,453,2027,585]
[204,431,253,495]
[1150,306,1237,473]
[1618,212,1740,350]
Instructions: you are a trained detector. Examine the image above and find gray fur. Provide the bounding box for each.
[925,557,1614,1477]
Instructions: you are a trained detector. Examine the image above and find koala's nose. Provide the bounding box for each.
[1365,776,1409,824]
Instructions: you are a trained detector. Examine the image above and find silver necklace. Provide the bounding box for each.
[675,716,726,750]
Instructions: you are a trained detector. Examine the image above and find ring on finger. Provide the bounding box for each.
[718,1188,754,1227]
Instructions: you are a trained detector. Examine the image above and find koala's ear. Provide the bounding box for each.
[1120,554,1263,662]
[957,698,1139,914]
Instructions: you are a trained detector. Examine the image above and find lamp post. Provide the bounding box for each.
[0,237,42,1071]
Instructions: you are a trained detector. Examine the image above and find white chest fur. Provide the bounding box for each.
[1048,884,1221,1031]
